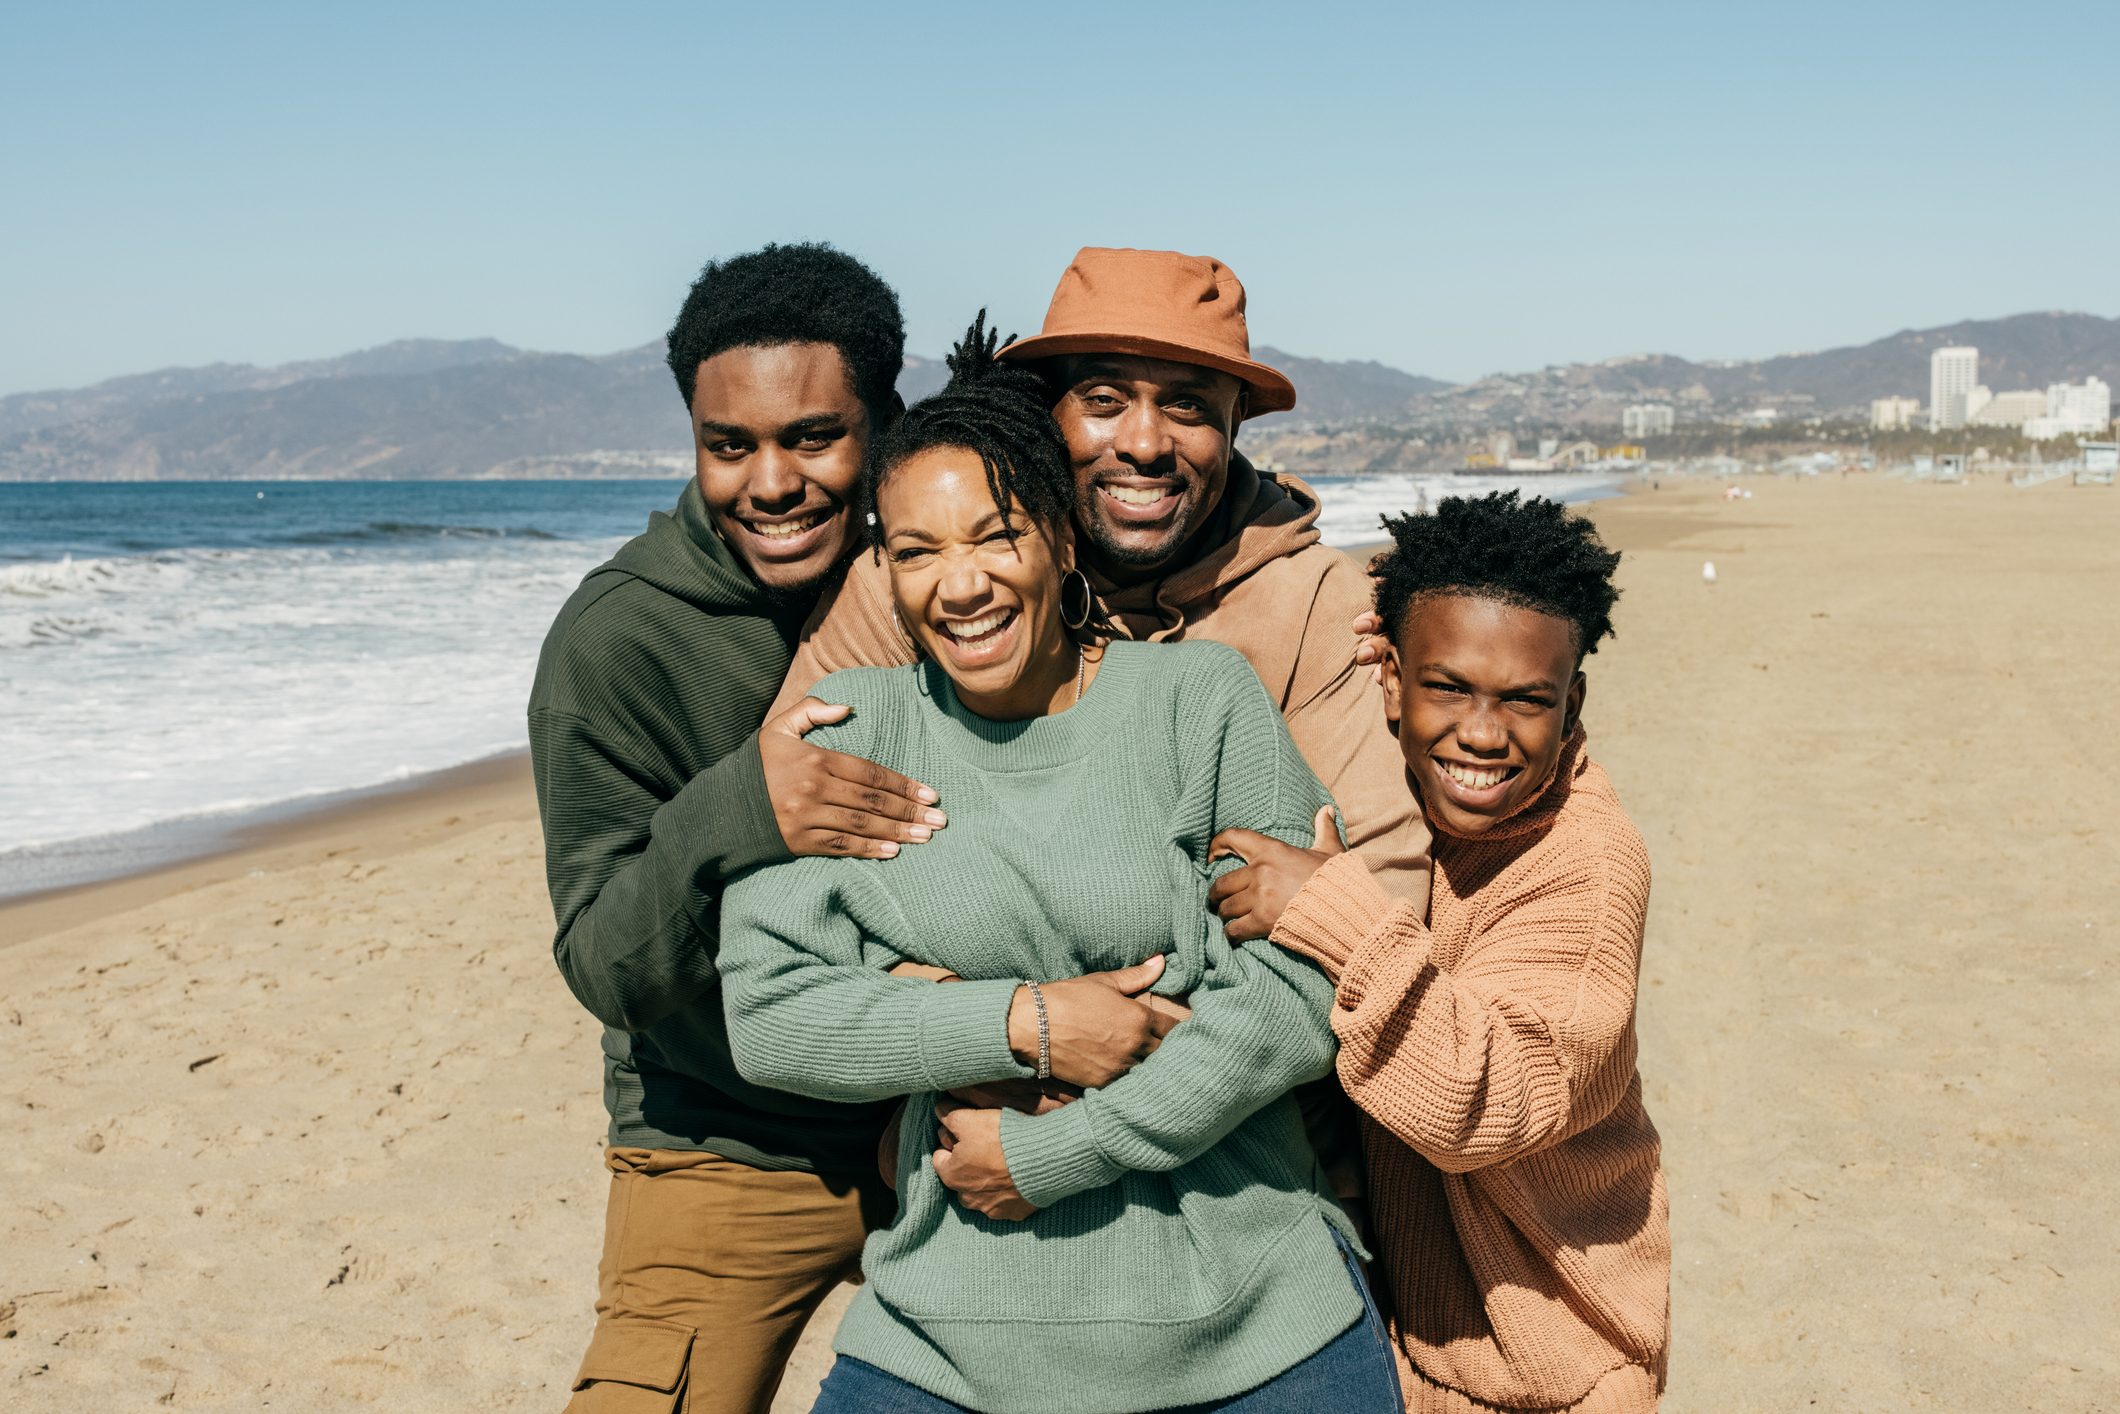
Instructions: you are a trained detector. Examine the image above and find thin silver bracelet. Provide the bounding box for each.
[1022,979,1051,1081]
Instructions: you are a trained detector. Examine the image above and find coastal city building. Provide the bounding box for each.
[1871,395,1920,431]
[1622,403,1675,437]
[1929,346,1979,430]
[1967,388,2049,428]
[2022,376,2112,440]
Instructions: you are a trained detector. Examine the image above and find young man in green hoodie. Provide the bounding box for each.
[529,244,953,1414]
[536,246,1186,1413]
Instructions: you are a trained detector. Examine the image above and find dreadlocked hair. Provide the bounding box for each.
[1374,491,1622,662]
[859,310,1073,548]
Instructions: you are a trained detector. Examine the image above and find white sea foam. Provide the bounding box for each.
[1310,471,1620,548]
[0,536,623,868]
[0,472,1621,888]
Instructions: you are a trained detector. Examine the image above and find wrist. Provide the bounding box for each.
[1006,981,1052,1079]
[1007,986,1038,1064]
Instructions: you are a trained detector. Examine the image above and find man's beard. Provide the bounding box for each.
[1076,483,1202,575]
[748,555,847,609]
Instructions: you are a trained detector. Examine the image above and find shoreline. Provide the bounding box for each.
[0,485,1618,941]
[0,750,533,946]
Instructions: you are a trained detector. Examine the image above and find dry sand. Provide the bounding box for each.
[4,473,2115,1411]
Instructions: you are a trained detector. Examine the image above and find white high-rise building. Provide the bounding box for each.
[1622,403,1675,438]
[1871,396,1921,431]
[2022,377,2112,440]
[1930,347,1979,430]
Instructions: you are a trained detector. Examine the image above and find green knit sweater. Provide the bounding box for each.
[719,640,1361,1413]
[528,482,892,1170]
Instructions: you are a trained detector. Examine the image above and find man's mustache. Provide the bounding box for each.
[1088,464,1192,487]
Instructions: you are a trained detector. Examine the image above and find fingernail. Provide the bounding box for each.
[916,786,939,804]
[878,843,900,858]
[907,825,932,842]
[923,809,948,827]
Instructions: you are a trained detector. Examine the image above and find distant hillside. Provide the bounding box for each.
[1246,347,1453,425]
[1399,312,2120,429]
[0,339,523,442]
[0,344,678,481]
[0,338,1456,480]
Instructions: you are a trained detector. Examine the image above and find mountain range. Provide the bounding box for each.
[3,313,2114,480]
[1398,312,2120,431]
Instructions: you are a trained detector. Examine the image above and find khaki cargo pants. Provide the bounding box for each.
[563,1147,888,1414]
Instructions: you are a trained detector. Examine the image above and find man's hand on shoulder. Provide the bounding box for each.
[759,697,949,859]
[1351,608,1390,684]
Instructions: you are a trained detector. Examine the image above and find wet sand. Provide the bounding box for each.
[4,473,2114,1410]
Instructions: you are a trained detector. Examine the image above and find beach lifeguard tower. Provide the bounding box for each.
[2078,442,2116,487]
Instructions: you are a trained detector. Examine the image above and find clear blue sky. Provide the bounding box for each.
[4,1,2116,396]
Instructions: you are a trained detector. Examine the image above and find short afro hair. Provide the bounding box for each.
[1375,491,1621,661]
[665,242,905,425]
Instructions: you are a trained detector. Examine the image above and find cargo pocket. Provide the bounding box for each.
[565,1316,695,1413]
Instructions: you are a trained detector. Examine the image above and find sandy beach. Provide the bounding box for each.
[4,473,2115,1411]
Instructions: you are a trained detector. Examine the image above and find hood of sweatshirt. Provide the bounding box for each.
[1089,453,1325,640]
[602,479,798,621]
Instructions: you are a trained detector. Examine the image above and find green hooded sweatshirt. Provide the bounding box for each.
[527,482,892,1171]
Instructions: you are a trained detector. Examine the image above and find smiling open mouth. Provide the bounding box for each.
[941,609,1016,647]
[744,510,826,541]
[1435,759,1523,792]
[1096,482,1182,522]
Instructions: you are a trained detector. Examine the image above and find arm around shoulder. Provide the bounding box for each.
[1276,840,1649,1173]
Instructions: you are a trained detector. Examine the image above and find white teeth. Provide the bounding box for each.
[943,611,1010,640]
[1439,760,1511,790]
[1103,485,1170,506]
[751,512,823,540]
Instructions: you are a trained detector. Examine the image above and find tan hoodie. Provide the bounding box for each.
[771,458,1433,901]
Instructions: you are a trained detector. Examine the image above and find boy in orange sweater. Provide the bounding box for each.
[1210,492,1671,1412]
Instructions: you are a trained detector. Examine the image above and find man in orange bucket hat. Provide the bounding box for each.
[777,246,1428,893]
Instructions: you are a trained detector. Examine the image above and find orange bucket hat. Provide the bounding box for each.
[997,247,1297,415]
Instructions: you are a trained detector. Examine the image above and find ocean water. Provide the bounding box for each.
[0,472,1616,895]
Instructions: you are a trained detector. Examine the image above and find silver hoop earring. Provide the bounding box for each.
[1060,569,1094,631]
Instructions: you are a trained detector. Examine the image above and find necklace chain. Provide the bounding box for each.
[1072,644,1086,707]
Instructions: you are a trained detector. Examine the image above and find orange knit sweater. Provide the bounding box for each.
[1271,729,1670,1413]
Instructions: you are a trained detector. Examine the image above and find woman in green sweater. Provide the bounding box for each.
[716,322,1401,1414]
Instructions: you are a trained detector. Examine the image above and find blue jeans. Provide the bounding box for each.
[809,1228,1403,1413]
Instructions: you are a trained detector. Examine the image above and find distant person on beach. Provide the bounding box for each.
[719,323,1403,1411]
[1207,493,1672,1411]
